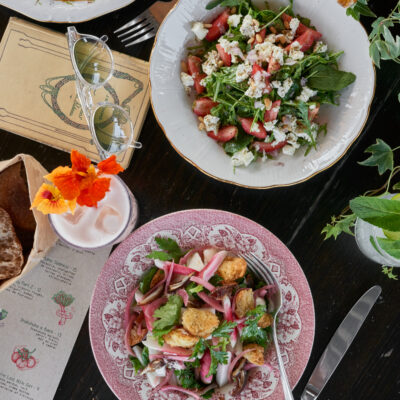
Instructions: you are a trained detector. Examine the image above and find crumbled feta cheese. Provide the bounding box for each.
[288,41,304,61]
[314,41,328,53]
[254,100,265,110]
[254,41,274,62]
[202,50,220,76]
[265,34,276,43]
[228,14,242,28]
[296,86,318,102]
[286,132,300,146]
[309,103,316,110]
[296,123,318,142]
[282,144,297,156]
[272,46,284,65]
[289,18,300,35]
[281,114,297,132]
[231,147,255,167]
[272,126,287,145]
[240,14,260,38]
[264,119,277,131]
[284,58,297,66]
[218,38,244,63]
[199,77,208,87]
[271,78,293,98]
[246,49,259,64]
[236,61,253,83]
[203,114,220,134]
[180,72,194,91]
[245,71,266,98]
[191,22,209,40]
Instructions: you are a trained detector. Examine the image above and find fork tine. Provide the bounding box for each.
[242,254,271,284]
[121,26,155,43]
[117,20,152,38]
[125,31,156,47]
[114,9,152,34]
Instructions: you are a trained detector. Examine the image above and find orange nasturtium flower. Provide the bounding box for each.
[32,150,124,214]
[30,184,74,215]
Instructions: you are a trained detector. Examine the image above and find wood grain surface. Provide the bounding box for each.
[0,1,399,399]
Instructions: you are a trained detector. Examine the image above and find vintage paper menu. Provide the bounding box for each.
[0,18,150,168]
[0,240,111,400]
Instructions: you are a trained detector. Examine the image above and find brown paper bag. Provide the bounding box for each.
[0,154,57,292]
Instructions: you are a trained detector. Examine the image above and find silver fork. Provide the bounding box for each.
[242,253,295,400]
[114,8,159,47]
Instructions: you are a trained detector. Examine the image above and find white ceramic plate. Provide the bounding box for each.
[150,0,375,189]
[0,0,134,23]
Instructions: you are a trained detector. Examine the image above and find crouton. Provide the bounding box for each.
[216,257,247,283]
[150,269,165,289]
[243,344,265,366]
[235,288,255,318]
[258,313,274,328]
[130,325,148,347]
[182,308,220,338]
[163,328,199,348]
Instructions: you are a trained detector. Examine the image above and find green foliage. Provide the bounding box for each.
[146,237,185,262]
[307,64,356,91]
[208,348,229,376]
[152,295,183,342]
[241,305,271,346]
[359,139,394,175]
[322,214,356,240]
[202,389,216,399]
[346,0,376,21]
[349,197,400,231]
[129,356,144,375]
[141,347,149,366]
[382,266,398,280]
[192,338,207,358]
[212,320,237,338]
[175,368,203,389]
[185,281,204,295]
[139,266,158,294]
[376,237,400,259]
[223,130,254,155]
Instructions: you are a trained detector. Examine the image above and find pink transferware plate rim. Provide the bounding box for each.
[89,209,315,400]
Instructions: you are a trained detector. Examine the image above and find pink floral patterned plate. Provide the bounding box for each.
[89,209,315,400]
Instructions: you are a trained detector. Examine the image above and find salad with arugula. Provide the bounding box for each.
[124,237,275,398]
[181,0,356,168]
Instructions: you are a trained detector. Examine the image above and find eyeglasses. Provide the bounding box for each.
[67,26,142,160]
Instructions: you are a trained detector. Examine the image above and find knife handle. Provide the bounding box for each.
[301,384,319,400]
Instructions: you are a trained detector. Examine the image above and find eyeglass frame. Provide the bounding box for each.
[66,26,142,160]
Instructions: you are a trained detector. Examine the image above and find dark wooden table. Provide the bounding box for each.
[0,1,399,399]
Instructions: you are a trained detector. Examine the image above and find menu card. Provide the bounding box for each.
[0,240,111,400]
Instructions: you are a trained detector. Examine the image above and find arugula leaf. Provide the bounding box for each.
[208,348,229,376]
[346,0,376,21]
[358,139,393,175]
[206,0,247,10]
[241,305,271,346]
[212,321,237,338]
[224,130,254,155]
[152,295,183,342]
[322,214,356,240]
[139,266,158,294]
[308,64,356,91]
[297,101,316,147]
[129,356,144,374]
[382,266,398,280]
[376,237,400,259]
[175,368,203,389]
[146,237,185,262]
[350,196,400,231]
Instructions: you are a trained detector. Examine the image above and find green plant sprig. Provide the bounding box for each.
[322,139,400,279]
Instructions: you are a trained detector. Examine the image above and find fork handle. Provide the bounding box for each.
[150,0,178,24]
[273,324,295,400]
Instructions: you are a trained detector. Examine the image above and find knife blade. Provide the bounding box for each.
[301,285,382,400]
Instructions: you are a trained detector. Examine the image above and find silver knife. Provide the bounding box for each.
[301,285,382,400]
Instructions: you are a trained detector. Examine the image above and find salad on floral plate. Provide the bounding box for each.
[181,0,356,167]
[150,0,375,188]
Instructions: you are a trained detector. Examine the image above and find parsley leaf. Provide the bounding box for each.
[146,237,185,262]
[152,295,183,342]
[192,338,207,359]
[321,214,356,240]
[208,348,229,377]
[212,321,237,338]
[358,139,394,175]
[141,347,149,367]
[175,368,203,389]
[129,356,144,375]
[202,388,215,399]
[139,266,158,294]
[186,282,204,295]
[241,305,271,346]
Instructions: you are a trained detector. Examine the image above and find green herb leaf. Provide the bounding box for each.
[212,321,237,338]
[240,305,271,346]
[192,338,207,359]
[141,347,149,367]
[382,266,398,280]
[202,388,216,399]
[358,139,393,175]
[139,266,158,294]
[175,368,203,389]
[350,196,400,231]
[224,130,254,155]
[147,237,185,262]
[129,356,144,374]
[186,282,204,295]
[376,237,400,259]
[152,295,183,341]
[322,214,356,240]
[393,181,400,190]
[308,64,356,91]
[146,251,172,261]
[208,348,229,376]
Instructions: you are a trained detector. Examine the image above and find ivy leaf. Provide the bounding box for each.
[358,139,393,175]
[346,0,376,21]
[369,41,381,68]
[322,214,356,240]
[382,266,398,280]
[350,197,400,231]
[393,182,400,190]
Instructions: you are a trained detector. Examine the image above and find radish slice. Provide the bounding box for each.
[199,250,228,282]
[200,349,213,384]
[150,354,193,362]
[176,288,189,306]
[198,292,225,312]
[143,336,193,356]
[164,263,174,295]
[124,286,138,329]
[190,276,215,291]
[155,368,173,389]
[186,252,205,272]
[164,262,197,275]
[253,284,275,299]
[216,351,232,387]
[222,296,233,321]
[124,313,138,356]
[227,349,253,381]
[203,248,218,264]
[244,362,272,371]
[160,385,201,400]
